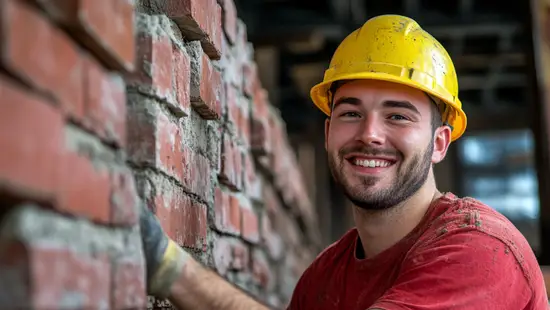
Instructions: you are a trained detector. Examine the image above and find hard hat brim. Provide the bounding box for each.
[310,72,467,142]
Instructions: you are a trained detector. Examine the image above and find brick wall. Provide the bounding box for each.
[0,0,321,309]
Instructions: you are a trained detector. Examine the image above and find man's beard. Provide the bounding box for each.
[328,139,434,211]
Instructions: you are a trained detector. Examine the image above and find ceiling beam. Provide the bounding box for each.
[459,73,526,90]
[453,53,525,68]
[426,23,522,38]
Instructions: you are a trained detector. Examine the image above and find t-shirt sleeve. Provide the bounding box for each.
[368,230,532,310]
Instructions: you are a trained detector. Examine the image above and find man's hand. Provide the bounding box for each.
[139,202,269,310]
[139,202,190,299]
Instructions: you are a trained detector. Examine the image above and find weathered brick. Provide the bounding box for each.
[110,167,139,226]
[0,76,64,200]
[242,62,256,98]
[213,237,249,276]
[0,0,84,120]
[251,88,272,157]
[111,260,147,309]
[127,99,185,185]
[173,44,192,115]
[219,132,243,190]
[158,112,185,183]
[156,0,222,60]
[83,55,127,147]
[58,152,111,223]
[219,0,237,45]
[244,153,262,201]
[0,241,111,309]
[182,148,212,202]
[35,0,136,72]
[241,198,259,244]
[213,187,241,235]
[151,187,208,251]
[187,42,222,120]
[128,16,185,114]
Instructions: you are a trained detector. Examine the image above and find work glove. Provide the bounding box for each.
[139,202,190,299]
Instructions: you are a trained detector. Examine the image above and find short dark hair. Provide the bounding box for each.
[328,81,443,132]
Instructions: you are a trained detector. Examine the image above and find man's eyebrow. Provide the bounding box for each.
[383,100,420,115]
[332,96,361,110]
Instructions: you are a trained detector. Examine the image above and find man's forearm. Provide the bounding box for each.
[168,256,270,310]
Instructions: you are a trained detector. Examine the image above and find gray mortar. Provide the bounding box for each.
[0,204,142,259]
[184,41,203,101]
[181,110,211,155]
[65,124,126,169]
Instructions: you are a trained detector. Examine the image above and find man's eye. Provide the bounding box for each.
[388,114,408,121]
[340,112,361,118]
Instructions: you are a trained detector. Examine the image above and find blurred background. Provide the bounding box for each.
[235,0,549,260]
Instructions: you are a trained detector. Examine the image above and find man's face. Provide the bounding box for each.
[325,80,451,211]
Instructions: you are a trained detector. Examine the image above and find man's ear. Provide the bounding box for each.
[432,125,452,164]
[324,117,330,151]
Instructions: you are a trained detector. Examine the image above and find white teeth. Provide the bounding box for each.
[353,159,391,168]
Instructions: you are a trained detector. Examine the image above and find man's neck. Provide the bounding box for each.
[352,177,441,259]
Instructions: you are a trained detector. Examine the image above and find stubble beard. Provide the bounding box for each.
[328,139,434,211]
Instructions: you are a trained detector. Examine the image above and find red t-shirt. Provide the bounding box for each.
[287,193,548,310]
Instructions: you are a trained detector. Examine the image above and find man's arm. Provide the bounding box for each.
[367,230,535,310]
[139,202,270,310]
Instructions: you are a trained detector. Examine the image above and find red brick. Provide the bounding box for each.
[36,0,135,72]
[160,0,222,60]
[213,188,241,235]
[111,260,147,309]
[251,118,271,157]
[183,149,211,201]
[220,0,237,45]
[226,83,239,129]
[219,133,242,190]
[0,76,64,200]
[240,101,251,147]
[110,168,139,226]
[1,0,84,119]
[244,153,261,201]
[126,103,185,185]
[241,201,259,244]
[58,152,111,223]
[0,241,110,309]
[152,190,207,251]
[128,28,174,105]
[191,52,222,120]
[83,55,127,147]
[173,44,191,115]
[242,62,256,98]
[158,112,185,184]
[251,88,272,157]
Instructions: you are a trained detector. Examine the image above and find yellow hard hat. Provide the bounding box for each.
[310,14,467,141]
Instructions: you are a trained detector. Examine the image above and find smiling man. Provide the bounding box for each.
[138,14,549,310]
[290,14,549,309]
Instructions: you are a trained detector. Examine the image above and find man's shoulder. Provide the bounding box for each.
[427,194,525,240]
[420,194,542,282]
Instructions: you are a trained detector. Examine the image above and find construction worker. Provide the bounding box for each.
[140,15,549,309]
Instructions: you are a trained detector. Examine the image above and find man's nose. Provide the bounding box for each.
[356,115,385,146]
